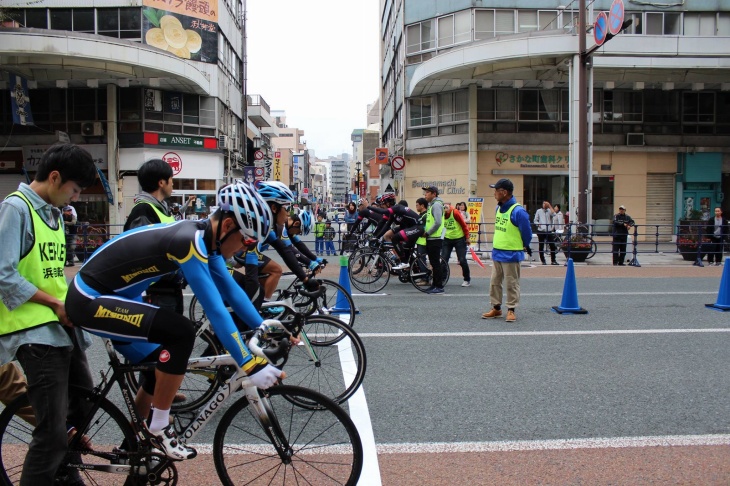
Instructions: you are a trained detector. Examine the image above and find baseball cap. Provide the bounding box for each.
[489,178,514,192]
[619,205,626,210]
[422,185,439,195]
[62,206,73,211]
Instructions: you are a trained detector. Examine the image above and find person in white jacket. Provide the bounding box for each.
[533,200,558,265]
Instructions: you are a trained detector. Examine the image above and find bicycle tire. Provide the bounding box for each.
[410,254,450,292]
[285,315,366,406]
[291,278,356,327]
[0,387,140,486]
[348,249,390,293]
[586,238,598,259]
[213,385,363,486]
[124,323,225,414]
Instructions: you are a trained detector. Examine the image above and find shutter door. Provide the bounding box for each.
[0,175,27,200]
[646,174,674,241]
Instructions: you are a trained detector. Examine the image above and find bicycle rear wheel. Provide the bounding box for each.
[291,278,356,327]
[0,387,139,486]
[213,385,363,486]
[348,249,390,293]
[285,315,366,405]
[410,254,450,292]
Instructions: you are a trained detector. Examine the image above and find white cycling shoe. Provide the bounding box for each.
[150,424,197,461]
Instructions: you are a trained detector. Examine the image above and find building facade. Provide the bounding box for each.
[0,0,265,223]
[380,0,730,235]
[330,159,349,204]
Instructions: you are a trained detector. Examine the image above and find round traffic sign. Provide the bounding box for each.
[391,156,405,171]
[254,150,264,160]
[608,0,625,35]
[254,167,264,177]
[594,11,608,46]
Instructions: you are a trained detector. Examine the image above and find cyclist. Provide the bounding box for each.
[368,193,424,269]
[65,182,282,461]
[347,196,382,238]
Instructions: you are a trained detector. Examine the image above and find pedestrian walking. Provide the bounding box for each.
[481,178,532,322]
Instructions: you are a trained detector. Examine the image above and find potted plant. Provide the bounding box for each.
[560,234,592,263]
[677,209,707,261]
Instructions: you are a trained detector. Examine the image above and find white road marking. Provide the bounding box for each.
[346,291,717,298]
[356,328,730,338]
[374,434,730,453]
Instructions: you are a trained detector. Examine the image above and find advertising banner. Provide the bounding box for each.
[274,153,281,181]
[467,197,484,245]
[142,1,218,63]
[9,75,34,126]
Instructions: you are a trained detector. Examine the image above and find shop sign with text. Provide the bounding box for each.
[411,178,466,195]
[22,145,108,170]
[495,151,569,169]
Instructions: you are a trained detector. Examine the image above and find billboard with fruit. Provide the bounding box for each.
[142,1,218,63]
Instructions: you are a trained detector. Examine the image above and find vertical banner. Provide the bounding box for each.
[242,166,255,184]
[96,167,114,205]
[9,75,34,126]
[274,151,281,181]
[467,197,484,245]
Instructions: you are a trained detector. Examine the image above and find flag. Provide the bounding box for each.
[470,246,485,269]
[96,166,114,204]
[9,75,34,126]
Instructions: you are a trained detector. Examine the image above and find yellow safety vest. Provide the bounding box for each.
[138,201,175,223]
[444,212,465,240]
[0,192,67,335]
[493,203,524,251]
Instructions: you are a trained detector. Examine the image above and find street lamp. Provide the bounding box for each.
[355,161,362,199]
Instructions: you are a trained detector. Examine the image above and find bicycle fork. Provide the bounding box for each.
[244,385,295,464]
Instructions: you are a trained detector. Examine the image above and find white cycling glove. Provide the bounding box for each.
[247,363,282,389]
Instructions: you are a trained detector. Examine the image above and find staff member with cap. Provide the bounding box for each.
[422,185,446,294]
[482,178,532,322]
[612,205,634,266]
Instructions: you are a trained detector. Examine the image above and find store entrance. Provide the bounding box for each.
[523,175,568,219]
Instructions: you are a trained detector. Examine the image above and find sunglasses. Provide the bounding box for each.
[241,236,258,247]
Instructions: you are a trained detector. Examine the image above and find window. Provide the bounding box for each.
[645,12,681,35]
[684,13,716,36]
[519,90,559,121]
[539,10,559,30]
[438,91,468,124]
[436,11,471,47]
[73,9,95,33]
[406,19,434,54]
[408,96,434,127]
[24,9,48,28]
[475,9,515,39]
[683,92,715,123]
[517,10,538,33]
[50,9,72,30]
[98,8,141,39]
[496,90,517,120]
[603,91,643,122]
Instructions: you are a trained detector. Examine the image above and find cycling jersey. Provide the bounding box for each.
[68,220,262,369]
[370,204,422,239]
[349,208,379,235]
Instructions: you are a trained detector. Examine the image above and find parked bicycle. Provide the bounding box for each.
[0,322,363,486]
[348,240,450,293]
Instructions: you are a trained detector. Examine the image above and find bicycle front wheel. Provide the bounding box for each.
[213,385,363,486]
[348,249,390,293]
[0,388,138,486]
[291,278,356,327]
[286,315,366,405]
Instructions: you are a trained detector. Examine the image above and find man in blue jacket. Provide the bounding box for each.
[481,178,532,322]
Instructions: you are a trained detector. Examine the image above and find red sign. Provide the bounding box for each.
[254,150,264,160]
[359,181,366,198]
[162,152,182,176]
[391,156,405,171]
[375,148,389,164]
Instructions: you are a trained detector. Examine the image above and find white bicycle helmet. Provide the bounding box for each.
[217,181,272,242]
[298,210,313,236]
[256,180,295,206]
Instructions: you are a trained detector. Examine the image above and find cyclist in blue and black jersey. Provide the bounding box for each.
[65,182,282,462]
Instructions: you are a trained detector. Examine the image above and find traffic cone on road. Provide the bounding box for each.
[333,255,359,314]
[705,260,730,311]
[551,258,588,314]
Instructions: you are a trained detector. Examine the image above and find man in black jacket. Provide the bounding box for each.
[612,205,634,266]
[703,207,728,266]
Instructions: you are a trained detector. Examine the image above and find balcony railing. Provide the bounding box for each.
[247,94,270,114]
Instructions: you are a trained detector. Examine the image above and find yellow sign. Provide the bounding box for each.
[273,155,281,181]
[466,198,484,245]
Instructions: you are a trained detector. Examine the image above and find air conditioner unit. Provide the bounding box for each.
[626,133,644,146]
[218,135,228,149]
[81,122,104,137]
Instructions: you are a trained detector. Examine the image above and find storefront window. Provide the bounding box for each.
[592,176,614,220]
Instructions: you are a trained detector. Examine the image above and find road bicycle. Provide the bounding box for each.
[0,323,363,486]
[164,287,366,416]
[348,241,450,293]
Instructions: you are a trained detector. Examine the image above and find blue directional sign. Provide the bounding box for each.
[608,0,625,35]
[594,11,608,46]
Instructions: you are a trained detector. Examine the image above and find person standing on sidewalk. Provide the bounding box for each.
[703,207,728,266]
[612,205,634,266]
[482,178,532,323]
[314,213,326,255]
[442,203,471,287]
[0,143,97,485]
[534,200,558,265]
[422,186,445,294]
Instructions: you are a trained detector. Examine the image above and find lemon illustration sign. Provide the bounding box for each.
[143,6,218,63]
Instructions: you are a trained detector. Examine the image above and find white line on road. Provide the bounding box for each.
[374,434,730,454]
[356,328,730,338]
[348,291,717,297]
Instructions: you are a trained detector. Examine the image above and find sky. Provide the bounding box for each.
[246,0,380,159]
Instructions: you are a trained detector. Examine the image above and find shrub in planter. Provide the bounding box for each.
[560,235,592,262]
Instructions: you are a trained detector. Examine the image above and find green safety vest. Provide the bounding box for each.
[444,212,465,240]
[424,200,444,240]
[137,201,174,223]
[493,203,524,251]
[416,211,427,246]
[314,221,326,237]
[0,192,67,336]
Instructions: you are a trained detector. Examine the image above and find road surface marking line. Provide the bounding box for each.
[357,328,730,338]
